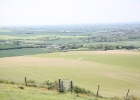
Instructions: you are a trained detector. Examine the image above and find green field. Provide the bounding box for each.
[0,50,140,99]
[0,34,88,40]
[0,48,51,57]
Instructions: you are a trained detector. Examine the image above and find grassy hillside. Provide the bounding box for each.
[0,50,140,98]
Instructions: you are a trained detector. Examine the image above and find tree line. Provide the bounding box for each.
[87,44,139,51]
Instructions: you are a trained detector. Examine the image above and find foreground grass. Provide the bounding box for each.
[0,83,139,100]
[0,83,102,100]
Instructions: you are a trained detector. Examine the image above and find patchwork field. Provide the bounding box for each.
[0,50,140,98]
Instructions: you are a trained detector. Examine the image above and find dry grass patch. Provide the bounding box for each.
[0,56,100,67]
[76,50,140,55]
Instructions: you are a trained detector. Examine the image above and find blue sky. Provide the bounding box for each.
[0,0,140,26]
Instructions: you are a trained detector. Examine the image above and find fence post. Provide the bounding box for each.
[58,79,61,89]
[25,77,27,86]
[61,81,64,92]
[96,85,100,96]
[126,89,130,99]
[70,81,73,93]
[58,79,61,91]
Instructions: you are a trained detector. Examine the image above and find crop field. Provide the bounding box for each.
[0,34,88,40]
[0,48,51,58]
[0,50,140,98]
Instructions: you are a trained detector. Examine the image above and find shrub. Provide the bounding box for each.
[126,95,139,100]
[111,95,139,100]
[28,79,36,84]
[73,85,92,95]
[27,79,37,87]
[110,96,120,100]
[44,80,57,90]
[0,79,15,84]
[18,86,24,89]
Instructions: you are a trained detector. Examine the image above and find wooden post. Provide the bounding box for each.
[61,81,64,92]
[25,77,27,86]
[58,79,61,91]
[70,81,73,92]
[96,85,100,96]
[59,79,61,88]
[126,89,130,99]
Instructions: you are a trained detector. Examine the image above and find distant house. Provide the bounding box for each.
[46,45,60,50]
[58,30,70,33]
[46,45,54,49]
[54,45,60,49]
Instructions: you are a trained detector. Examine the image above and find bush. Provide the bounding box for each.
[126,95,139,100]
[0,79,15,84]
[18,86,24,89]
[73,85,92,95]
[110,95,139,100]
[28,79,36,84]
[27,79,37,87]
[44,80,57,90]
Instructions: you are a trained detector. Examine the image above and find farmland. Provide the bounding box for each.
[0,48,51,58]
[0,50,140,99]
[1,24,140,49]
[0,24,140,99]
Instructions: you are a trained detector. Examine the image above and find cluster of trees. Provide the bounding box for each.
[38,36,60,41]
[0,39,6,42]
[59,44,83,50]
[0,42,46,50]
[0,44,22,50]
[79,32,140,43]
[87,44,139,51]
[0,45,43,50]
[0,47,22,50]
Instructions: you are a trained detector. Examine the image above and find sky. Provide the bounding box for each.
[0,0,140,26]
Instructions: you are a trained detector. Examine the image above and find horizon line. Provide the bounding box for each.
[0,21,140,27]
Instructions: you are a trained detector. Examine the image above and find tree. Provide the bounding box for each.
[12,41,21,46]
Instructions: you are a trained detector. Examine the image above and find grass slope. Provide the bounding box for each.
[0,50,140,98]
